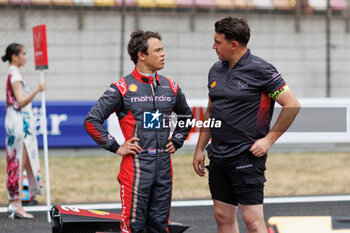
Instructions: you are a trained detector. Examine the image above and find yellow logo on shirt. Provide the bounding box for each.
[129,84,138,92]
[211,81,216,88]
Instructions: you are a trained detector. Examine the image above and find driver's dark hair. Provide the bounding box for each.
[215,17,250,46]
[128,30,162,65]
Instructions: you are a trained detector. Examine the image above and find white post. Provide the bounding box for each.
[40,69,51,222]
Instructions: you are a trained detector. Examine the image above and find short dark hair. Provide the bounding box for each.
[127,30,162,65]
[215,17,250,46]
[2,43,23,63]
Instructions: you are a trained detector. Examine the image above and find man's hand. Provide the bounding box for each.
[193,150,206,177]
[249,137,273,157]
[116,137,142,156]
[166,137,176,154]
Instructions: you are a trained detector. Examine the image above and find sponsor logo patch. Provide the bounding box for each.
[238,81,248,89]
[148,148,156,154]
[174,133,183,139]
[236,164,253,170]
[128,84,138,92]
[115,80,127,96]
[272,72,282,81]
[131,95,171,103]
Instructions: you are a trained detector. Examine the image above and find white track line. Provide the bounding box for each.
[1,195,350,213]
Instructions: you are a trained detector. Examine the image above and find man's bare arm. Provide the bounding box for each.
[193,98,212,176]
[250,89,300,157]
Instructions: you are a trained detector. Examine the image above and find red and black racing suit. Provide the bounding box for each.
[84,68,192,233]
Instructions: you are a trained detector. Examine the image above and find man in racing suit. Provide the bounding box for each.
[84,30,192,233]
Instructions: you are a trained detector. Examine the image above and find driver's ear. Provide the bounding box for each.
[137,51,146,62]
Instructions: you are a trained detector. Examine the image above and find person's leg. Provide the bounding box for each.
[146,153,172,233]
[23,145,39,205]
[10,144,34,219]
[240,204,267,233]
[213,199,240,233]
[23,140,40,196]
[118,154,156,233]
[230,151,268,233]
[208,156,240,233]
[24,157,35,195]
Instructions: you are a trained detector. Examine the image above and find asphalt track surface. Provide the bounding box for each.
[0,200,350,233]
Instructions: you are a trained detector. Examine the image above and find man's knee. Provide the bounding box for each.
[214,204,236,225]
[214,207,227,223]
[242,211,266,232]
[243,217,260,231]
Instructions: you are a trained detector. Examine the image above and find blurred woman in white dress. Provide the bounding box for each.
[2,43,45,219]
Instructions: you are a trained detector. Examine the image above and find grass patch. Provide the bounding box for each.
[266,152,350,196]
[1,152,349,205]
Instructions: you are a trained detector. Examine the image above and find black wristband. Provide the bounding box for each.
[110,142,120,154]
[172,140,181,150]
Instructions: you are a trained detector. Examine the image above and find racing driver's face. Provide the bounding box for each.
[144,37,165,73]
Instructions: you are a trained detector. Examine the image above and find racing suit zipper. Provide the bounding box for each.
[150,83,159,155]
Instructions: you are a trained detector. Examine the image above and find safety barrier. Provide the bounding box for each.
[1,98,349,148]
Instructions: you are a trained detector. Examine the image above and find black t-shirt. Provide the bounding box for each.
[206,49,288,158]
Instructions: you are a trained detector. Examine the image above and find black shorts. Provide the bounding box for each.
[208,150,267,206]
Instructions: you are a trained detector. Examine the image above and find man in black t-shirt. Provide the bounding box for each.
[193,17,300,233]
